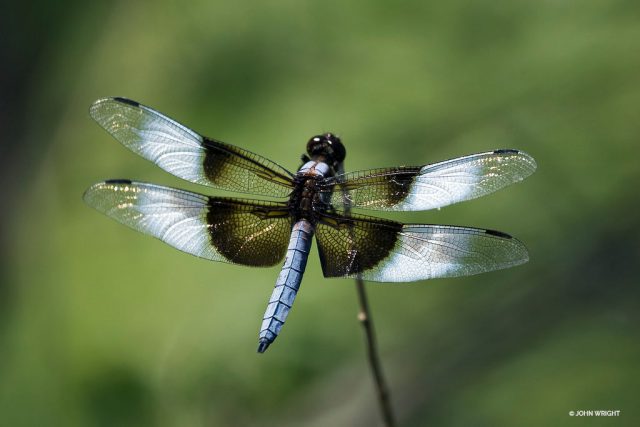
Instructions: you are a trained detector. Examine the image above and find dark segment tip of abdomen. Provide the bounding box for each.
[257,339,271,353]
[104,179,133,185]
[112,97,139,107]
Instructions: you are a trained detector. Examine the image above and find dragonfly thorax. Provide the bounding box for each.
[290,166,326,222]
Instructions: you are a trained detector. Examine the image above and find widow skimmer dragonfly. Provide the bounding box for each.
[84,97,536,353]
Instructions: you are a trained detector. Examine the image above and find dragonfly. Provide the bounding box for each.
[84,97,536,353]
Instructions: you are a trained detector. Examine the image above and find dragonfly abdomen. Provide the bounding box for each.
[257,219,314,353]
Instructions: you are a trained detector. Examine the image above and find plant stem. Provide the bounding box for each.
[354,276,396,427]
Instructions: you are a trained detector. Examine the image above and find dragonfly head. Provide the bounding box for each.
[306,133,346,169]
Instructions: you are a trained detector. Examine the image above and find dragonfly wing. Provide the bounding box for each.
[83,180,292,266]
[90,97,295,197]
[315,211,529,282]
[320,150,536,211]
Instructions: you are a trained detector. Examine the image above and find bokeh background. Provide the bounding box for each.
[2,1,639,426]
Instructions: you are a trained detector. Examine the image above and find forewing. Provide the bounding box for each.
[90,97,294,197]
[315,212,529,282]
[319,150,536,211]
[83,180,292,266]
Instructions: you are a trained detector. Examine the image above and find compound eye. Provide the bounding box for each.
[306,135,324,156]
[326,134,346,163]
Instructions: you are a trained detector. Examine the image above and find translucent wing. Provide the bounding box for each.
[319,150,536,211]
[90,98,295,197]
[315,211,528,282]
[83,180,292,266]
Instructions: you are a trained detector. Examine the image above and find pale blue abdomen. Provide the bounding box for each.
[257,219,314,353]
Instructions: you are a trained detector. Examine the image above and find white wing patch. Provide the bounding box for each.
[359,225,528,282]
[90,98,207,186]
[394,150,537,211]
[83,181,224,261]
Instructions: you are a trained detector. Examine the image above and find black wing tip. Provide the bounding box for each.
[82,179,134,204]
[112,97,140,107]
[493,149,519,155]
[485,229,513,239]
[104,179,133,185]
[257,339,271,353]
[90,96,139,110]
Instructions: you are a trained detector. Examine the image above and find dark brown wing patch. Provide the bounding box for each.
[207,198,292,266]
[203,137,294,198]
[315,212,402,277]
[322,166,420,210]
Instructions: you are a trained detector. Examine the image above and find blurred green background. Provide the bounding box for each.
[2,1,639,426]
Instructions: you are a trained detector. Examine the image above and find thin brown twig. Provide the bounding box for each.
[354,276,396,427]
